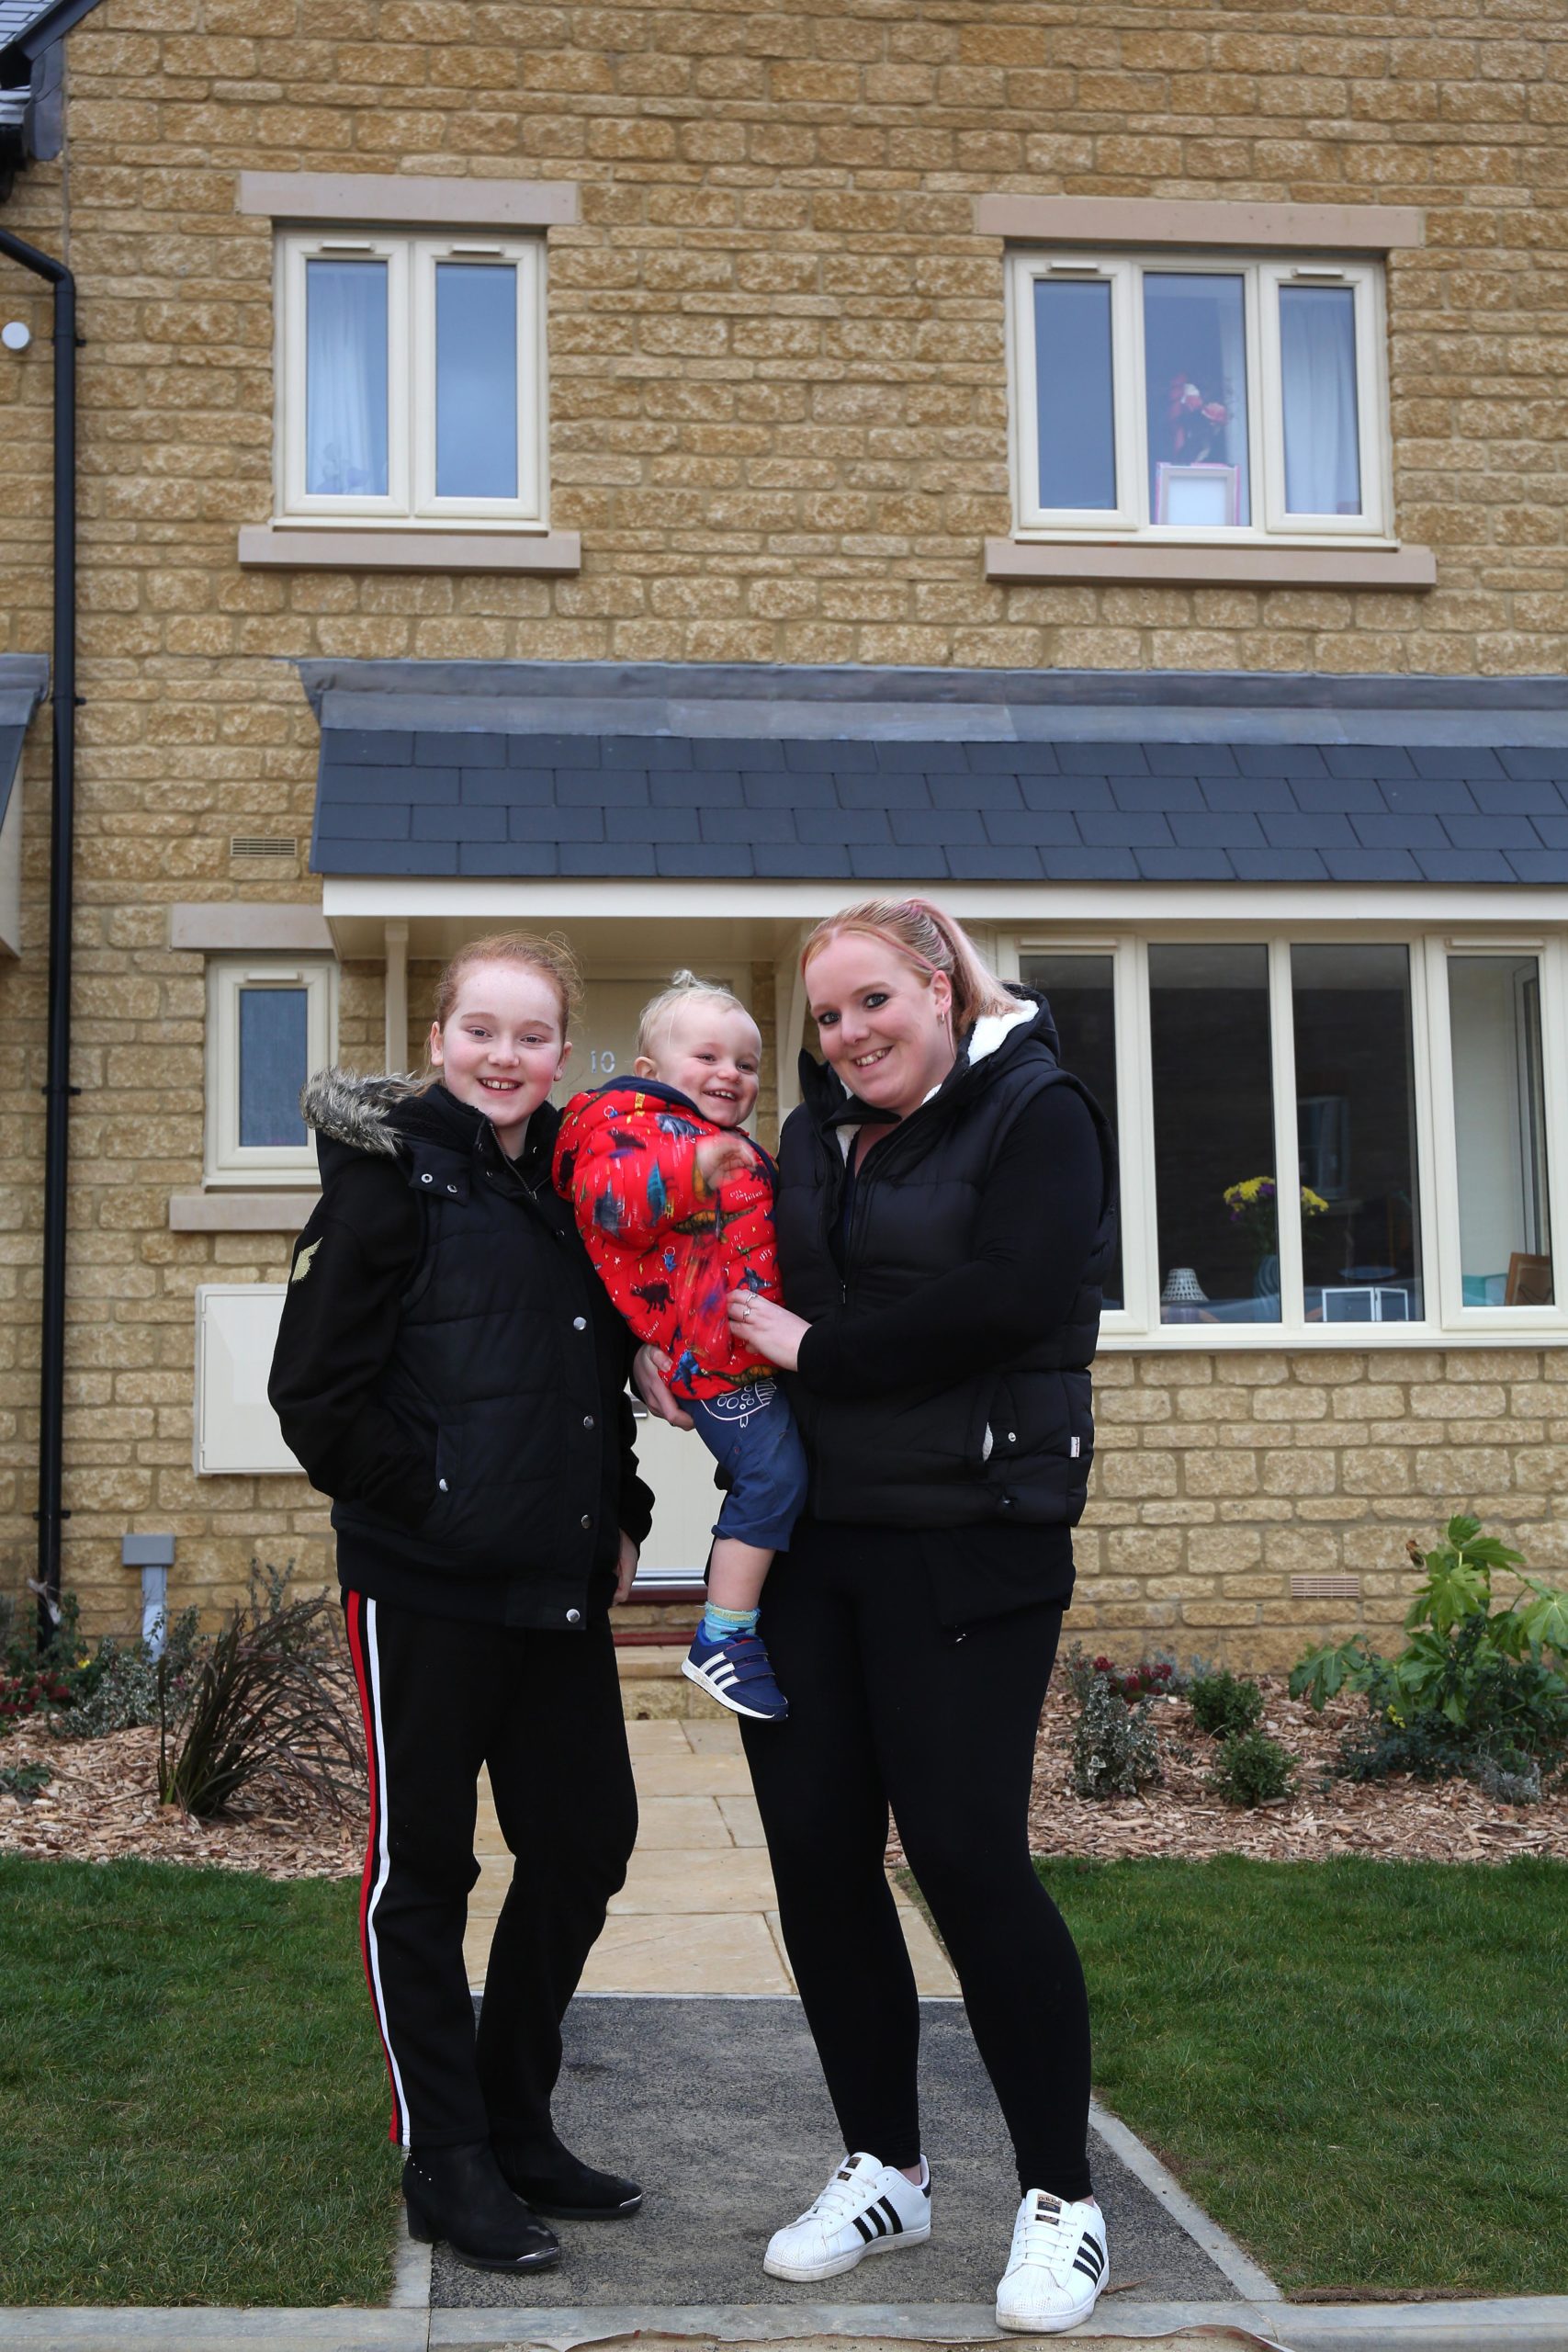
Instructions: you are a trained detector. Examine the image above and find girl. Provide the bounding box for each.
[270,933,652,2275]
[637,899,1118,2333]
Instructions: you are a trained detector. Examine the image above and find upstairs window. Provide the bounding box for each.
[1008,252,1389,542]
[276,230,547,527]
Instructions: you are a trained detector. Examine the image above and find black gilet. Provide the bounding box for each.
[774,995,1118,1533]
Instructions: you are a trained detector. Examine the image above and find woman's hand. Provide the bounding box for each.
[728,1289,810,1373]
[614,1530,638,1606]
[632,1343,694,1430]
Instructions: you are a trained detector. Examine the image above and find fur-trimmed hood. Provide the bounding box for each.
[300,1067,423,1158]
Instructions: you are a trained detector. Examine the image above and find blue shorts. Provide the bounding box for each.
[684,1379,808,1554]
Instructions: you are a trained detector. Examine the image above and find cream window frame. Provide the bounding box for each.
[275,229,548,531]
[998,923,1568,1349]
[1006,249,1393,546]
[205,956,338,1188]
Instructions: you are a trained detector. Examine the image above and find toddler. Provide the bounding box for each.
[554,973,807,1722]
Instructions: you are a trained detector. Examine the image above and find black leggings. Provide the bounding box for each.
[740,1520,1092,2201]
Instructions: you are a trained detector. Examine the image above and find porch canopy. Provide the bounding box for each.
[302,658,1568,1101]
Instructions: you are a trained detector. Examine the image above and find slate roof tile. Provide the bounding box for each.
[460,842,558,875]
[311,726,1568,886]
[656,844,756,876]
[1471,779,1568,817]
[947,846,1043,879]
[412,805,506,842]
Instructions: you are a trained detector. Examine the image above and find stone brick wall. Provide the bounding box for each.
[1074,1346,1568,1670]
[3,0,1568,1639]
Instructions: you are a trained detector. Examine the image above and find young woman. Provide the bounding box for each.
[270,933,653,2276]
[638,899,1117,2333]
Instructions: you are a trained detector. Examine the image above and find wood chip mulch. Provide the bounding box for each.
[0,1722,364,1880]
[6,1678,1566,1880]
[884,1677,1568,1870]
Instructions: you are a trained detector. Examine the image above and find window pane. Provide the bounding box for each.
[1292,945,1423,1325]
[1150,944,1279,1323]
[1144,272,1250,527]
[239,989,309,1148]
[1280,285,1362,515]
[1021,954,1122,1312]
[1448,956,1553,1306]
[1032,277,1116,511]
[305,259,389,497]
[435,262,519,500]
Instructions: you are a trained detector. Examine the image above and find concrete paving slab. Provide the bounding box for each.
[682,1720,747,1755]
[632,1753,756,1798]
[578,1914,794,1995]
[612,1849,783,1914]
[716,1793,766,1846]
[626,1722,694,1754]
[430,1998,1242,2313]
[633,1797,735,1849]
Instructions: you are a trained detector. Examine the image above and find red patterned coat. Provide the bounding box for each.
[553,1080,782,1400]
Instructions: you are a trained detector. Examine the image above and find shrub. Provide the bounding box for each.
[58,1609,202,1739]
[1209,1729,1294,1809]
[1066,1649,1164,1800]
[1188,1667,1265,1740]
[1292,1517,1568,1792]
[0,1758,51,1802]
[158,1565,364,1823]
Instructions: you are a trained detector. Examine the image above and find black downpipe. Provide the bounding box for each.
[0,226,77,1649]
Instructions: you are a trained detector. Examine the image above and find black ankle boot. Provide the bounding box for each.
[494,2135,643,2220]
[403,2142,561,2271]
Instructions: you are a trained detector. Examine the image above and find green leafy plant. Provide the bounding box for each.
[1066,1647,1164,1799]
[1291,1517,1568,1792]
[157,1565,364,1823]
[1188,1666,1265,1740]
[0,1759,51,1802]
[1209,1728,1294,1808]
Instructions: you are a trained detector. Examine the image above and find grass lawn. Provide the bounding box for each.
[0,1857,399,2306]
[1036,1855,1568,2299]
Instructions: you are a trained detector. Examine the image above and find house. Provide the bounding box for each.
[3,0,1566,1668]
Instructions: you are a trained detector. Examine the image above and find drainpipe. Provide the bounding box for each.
[0,224,77,1649]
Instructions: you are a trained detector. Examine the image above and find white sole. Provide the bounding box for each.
[763,2221,931,2283]
[680,1656,786,1723]
[996,2282,1103,2334]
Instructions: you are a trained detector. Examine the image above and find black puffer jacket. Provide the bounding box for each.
[268,1073,653,1632]
[776,993,1117,1533]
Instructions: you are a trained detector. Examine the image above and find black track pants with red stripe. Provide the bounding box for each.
[344,1589,637,2152]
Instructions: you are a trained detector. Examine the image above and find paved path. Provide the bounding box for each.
[465,1713,958,1997]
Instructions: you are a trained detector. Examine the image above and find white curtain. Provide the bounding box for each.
[1280,288,1360,515]
[1214,277,1249,524]
[305,261,388,498]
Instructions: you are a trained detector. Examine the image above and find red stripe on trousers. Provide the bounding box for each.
[345,1590,404,2147]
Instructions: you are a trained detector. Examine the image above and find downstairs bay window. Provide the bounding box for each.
[1000,932,1568,1344]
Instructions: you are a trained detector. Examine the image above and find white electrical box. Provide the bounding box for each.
[193,1283,301,1476]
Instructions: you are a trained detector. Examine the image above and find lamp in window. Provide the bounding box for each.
[1160,1265,1209,1326]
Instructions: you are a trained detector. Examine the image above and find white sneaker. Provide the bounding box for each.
[762,2151,931,2282]
[996,2190,1109,2333]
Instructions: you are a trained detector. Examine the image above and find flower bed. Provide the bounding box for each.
[1021,1674,1568,1865]
[0,1722,359,1879]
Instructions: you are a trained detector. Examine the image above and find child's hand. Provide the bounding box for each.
[695,1134,755,1188]
[614,1531,639,1605]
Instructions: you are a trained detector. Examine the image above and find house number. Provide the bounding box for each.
[589,1049,617,1074]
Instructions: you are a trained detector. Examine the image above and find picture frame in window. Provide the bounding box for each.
[274,227,547,531]
[1154,461,1242,527]
[205,956,337,1186]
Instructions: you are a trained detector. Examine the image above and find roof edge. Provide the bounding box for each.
[295,661,1568,720]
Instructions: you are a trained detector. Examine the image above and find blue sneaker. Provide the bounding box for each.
[682,1629,789,1723]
